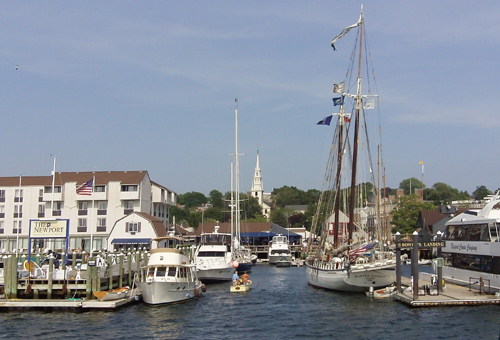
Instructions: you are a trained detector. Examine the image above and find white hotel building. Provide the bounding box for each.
[0,170,176,252]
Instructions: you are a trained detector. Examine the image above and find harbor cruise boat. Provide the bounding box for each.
[140,235,205,305]
[268,234,292,265]
[195,224,233,282]
[441,192,500,293]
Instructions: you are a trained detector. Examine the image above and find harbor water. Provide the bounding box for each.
[0,264,498,340]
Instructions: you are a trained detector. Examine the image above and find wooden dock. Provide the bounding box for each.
[393,274,500,307]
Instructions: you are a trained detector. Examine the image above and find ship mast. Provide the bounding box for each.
[348,6,364,247]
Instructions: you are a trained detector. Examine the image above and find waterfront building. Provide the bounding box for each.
[0,170,176,252]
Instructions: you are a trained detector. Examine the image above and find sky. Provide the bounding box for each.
[1,1,500,196]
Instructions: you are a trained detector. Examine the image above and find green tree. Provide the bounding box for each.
[178,192,207,208]
[473,185,492,200]
[270,208,289,227]
[391,194,435,234]
[424,182,470,205]
[209,190,224,209]
[399,178,423,195]
[203,207,223,222]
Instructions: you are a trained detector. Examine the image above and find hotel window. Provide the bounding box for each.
[97,201,107,215]
[14,205,22,218]
[77,218,87,232]
[38,204,45,218]
[39,189,44,202]
[54,186,62,193]
[0,221,3,234]
[95,185,106,192]
[13,220,22,234]
[97,218,106,232]
[0,190,5,202]
[53,201,62,216]
[78,201,88,215]
[0,205,4,218]
[123,200,134,214]
[14,189,23,203]
[121,185,138,192]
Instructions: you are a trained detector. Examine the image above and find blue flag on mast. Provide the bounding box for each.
[332,97,344,106]
[317,115,333,126]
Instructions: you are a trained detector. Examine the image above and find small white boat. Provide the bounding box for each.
[230,280,252,293]
[366,285,396,299]
[140,236,206,305]
[93,286,130,301]
[195,225,233,282]
[268,235,292,265]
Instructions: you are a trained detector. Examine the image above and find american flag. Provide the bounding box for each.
[76,178,93,195]
[349,243,376,261]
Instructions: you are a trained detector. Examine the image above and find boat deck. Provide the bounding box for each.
[394,274,500,307]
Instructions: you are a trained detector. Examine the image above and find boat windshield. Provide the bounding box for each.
[201,234,229,245]
[198,251,226,257]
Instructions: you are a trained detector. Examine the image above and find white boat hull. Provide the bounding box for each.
[306,261,395,292]
[269,254,292,265]
[197,266,234,282]
[442,266,500,293]
[140,280,203,305]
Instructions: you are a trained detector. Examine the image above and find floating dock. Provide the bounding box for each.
[393,274,500,307]
[0,295,140,310]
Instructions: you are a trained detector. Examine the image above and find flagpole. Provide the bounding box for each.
[50,155,56,211]
[90,175,95,252]
[16,172,21,256]
[421,162,424,200]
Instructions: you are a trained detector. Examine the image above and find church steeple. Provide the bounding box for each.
[251,150,264,206]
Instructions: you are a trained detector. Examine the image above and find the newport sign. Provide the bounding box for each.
[396,241,445,249]
[29,219,69,238]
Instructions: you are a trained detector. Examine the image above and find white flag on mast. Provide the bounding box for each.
[363,99,375,110]
[330,14,362,50]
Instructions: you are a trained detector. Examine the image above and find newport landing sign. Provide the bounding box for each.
[396,241,445,249]
[30,219,69,238]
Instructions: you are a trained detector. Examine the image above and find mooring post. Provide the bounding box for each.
[395,232,401,293]
[119,252,124,288]
[127,251,132,286]
[48,254,54,299]
[12,253,19,299]
[411,231,419,300]
[4,255,11,299]
[107,253,113,290]
[436,231,443,293]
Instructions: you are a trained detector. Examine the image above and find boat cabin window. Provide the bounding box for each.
[198,251,226,257]
[442,223,490,242]
[178,267,187,278]
[147,268,154,277]
[167,267,177,277]
[156,267,166,277]
[490,223,499,242]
